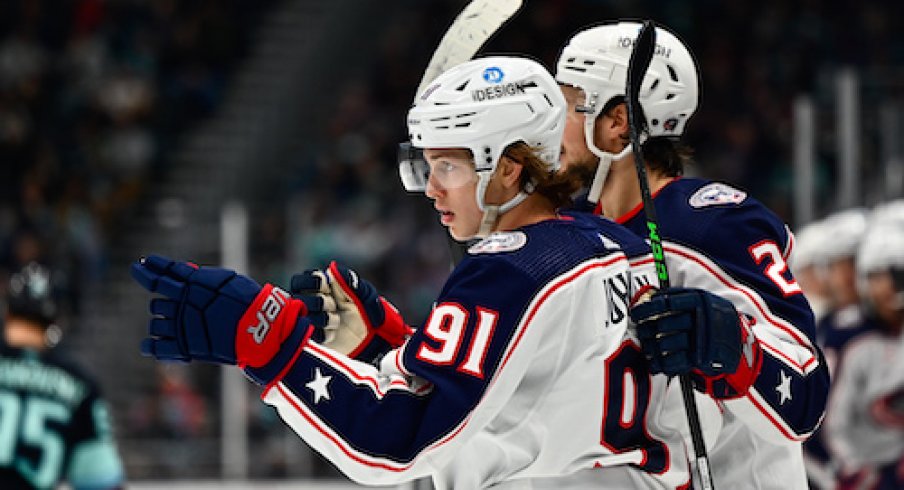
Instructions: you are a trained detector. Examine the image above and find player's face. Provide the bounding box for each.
[423,148,482,240]
[796,264,828,299]
[559,85,598,177]
[827,257,859,307]
[864,271,903,326]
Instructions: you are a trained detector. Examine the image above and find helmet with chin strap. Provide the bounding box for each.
[555,21,700,202]
[403,56,566,237]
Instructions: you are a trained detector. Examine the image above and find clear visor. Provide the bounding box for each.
[398,142,429,192]
[398,142,478,192]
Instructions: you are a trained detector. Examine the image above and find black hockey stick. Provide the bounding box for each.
[626,20,715,490]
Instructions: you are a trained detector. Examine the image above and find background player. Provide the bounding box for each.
[0,262,125,490]
[554,20,830,489]
[824,220,904,489]
[129,56,706,488]
[801,208,873,488]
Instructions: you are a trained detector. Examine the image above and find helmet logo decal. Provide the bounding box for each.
[472,82,526,102]
[616,36,672,59]
[482,66,504,84]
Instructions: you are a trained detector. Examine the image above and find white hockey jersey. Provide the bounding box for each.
[825,328,904,471]
[258,213,694,489]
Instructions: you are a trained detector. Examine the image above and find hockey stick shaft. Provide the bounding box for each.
[626,21,715,490]
[415,0,523,99]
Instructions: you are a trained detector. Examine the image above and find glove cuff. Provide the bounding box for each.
[375,297,413,347]
[236,284,306,368]
[244,318,314,386]
[695,315,762,399]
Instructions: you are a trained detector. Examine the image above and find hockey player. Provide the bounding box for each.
[801,209,873,488]
[554,21,830,489]
[825,222,904,489]
[815,209,871,374]
[789,219,831,324]
[0,262,125,490]
[131,57,709,488]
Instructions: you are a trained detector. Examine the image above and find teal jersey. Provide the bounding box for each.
[0,342,124,490]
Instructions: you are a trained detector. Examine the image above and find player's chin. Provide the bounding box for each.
[448,225,476,242]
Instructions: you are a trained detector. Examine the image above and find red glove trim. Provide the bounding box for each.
[328,261,412,352]
[693,315,762,399]
[724,314,762,396]
[376,297,413,347]
[328,261,372,330]
[236,284,306,368]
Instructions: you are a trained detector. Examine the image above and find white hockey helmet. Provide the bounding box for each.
[789,220,829,273]
[857,224,904,276]
[869,199,904,227]
[819,208,869,263]
[555,21,699,201]
[856,223,904,310]
[403,56,566,236]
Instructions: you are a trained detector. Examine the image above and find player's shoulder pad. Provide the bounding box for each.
[688,182,747,208]
[468,231,527,255]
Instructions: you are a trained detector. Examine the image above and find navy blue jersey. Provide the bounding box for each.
[261,216,696,488]
[0,343,124,490]
[609,177,830,488]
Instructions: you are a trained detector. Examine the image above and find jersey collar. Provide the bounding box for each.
[613,176,682,224]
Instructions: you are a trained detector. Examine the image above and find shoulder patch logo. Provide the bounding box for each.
[468,231,527,254]
[689,182,747,208]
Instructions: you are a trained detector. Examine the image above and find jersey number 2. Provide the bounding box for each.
[749,240,802,296]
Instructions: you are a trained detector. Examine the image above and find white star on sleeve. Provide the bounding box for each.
[776,369,792,405]
[306,367,332,404]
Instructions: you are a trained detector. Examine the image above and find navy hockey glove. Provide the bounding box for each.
[290,261,412,363]
[630,287,762,399]
[131,255,316,381]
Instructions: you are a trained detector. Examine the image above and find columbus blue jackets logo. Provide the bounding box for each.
[468,231,527,254]
[689,182,747,208]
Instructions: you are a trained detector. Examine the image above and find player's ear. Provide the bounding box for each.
[608,103,630,137]
[495,155,524,189]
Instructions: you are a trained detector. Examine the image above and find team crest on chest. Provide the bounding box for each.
[689,183,747,208]
[468,231,527,254]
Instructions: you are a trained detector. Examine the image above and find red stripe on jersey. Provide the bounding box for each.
[664,244,816,368]
[274,383,412,471]
[498,255,627,370]
[307,342,412,397]
[630,256,656,267]
[783,226,795,260]
[745,388,809,442]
